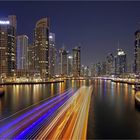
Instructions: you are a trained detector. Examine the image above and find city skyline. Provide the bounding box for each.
[0,1,140,66]
[1,2,140,139]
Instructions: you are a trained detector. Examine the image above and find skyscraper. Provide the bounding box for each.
[100,61,107,76]
[28,44,35,74]
[58,47,68,76]
[134,30,140,74]
[49,33,56,78]
[115,49,127,75]
[34,18,50,78]
[106,53,114,75]
[72,46,81,77]
[17,35,28,71]
[95,62,102,76]
[0,15,16,78]
[67,55,73,77]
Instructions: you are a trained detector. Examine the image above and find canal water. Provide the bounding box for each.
[0,79,140,139]
[0,80,91,120]
[87,79,140,139]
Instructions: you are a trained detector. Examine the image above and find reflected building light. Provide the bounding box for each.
[72,80,74,88]
[59,82,62,93]
[51,83,54,96]
[0,100,2,114]
[124,84,128,101]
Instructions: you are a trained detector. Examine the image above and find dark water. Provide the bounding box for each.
[0,80,91,119]
[0,79,140,139]
[87,79,140,139]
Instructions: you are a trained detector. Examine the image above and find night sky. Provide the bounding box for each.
[0,1,140,66]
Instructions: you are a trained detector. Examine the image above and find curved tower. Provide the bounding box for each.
[34,18,50,78]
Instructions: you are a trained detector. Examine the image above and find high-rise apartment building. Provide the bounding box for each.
[115,49,127,75]
[0,15,17,78]
[134,30,140,74]
[106,53,114,75]
[95,62,102,76]
[67,55,73,76]
[34,18,50,78]
[58,47,68,76]
[49,33,56,77]
[17,35,28,70]
[72,46,81,77]
[28,44,35,72]
[90,64,97,77]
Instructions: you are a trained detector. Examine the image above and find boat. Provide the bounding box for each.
[0,86,5,96]
[133,85,140,91]
[135,91,140,107]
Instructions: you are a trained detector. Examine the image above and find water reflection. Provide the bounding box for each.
[0,80,91,119]
[87,79,140,139]
[51,83,54,96]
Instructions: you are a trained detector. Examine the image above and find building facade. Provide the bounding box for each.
[67,55,73,76]
[34,18,50,78]
[49,33,56,78]
[106,53,114,75]
[134,30,140,74]
[28,44,35,72]
[115,49,127,75]
[0,15,17,78]
[58,47,68,76]
[17,35,28,70]
[72,46,81,77]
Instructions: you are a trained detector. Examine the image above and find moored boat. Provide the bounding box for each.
[135,91,140,107]
[0,86,5,96]
[133,85,140,91]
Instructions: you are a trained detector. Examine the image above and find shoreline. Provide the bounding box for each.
[111,79,140,85]
[0,80,64,85]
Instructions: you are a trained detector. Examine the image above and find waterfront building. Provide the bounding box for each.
[134,30,140,74]
[83,66,90,77]
[115,49,127,75]
[28,43,36,76]
[72,46,81,77]
[34,18,50,78]
[101,61,107,76]
[49,33,57,78]
[90,64,97,77]
[95,62,102,76]
[0,15,17,78]
[58,47,68,76]
[106,53,114,75]
[28,44,35,71]
[81,65,85,77]
[67,55,73,77]
[17,35,28,71]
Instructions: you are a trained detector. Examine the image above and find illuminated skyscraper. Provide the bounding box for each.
[90,64,96,77]
[95,62,102,76]
[106,53,114,75]
[134,30,140,74]
[17,35,28,70]
[28,44,35,74]
[58,47,68,76]
[34,18,50,78]
[0,15,16,78]
[72,46,81,77]
[49,33,56,77]
[67,55,73,76]
[115,49,127,75]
